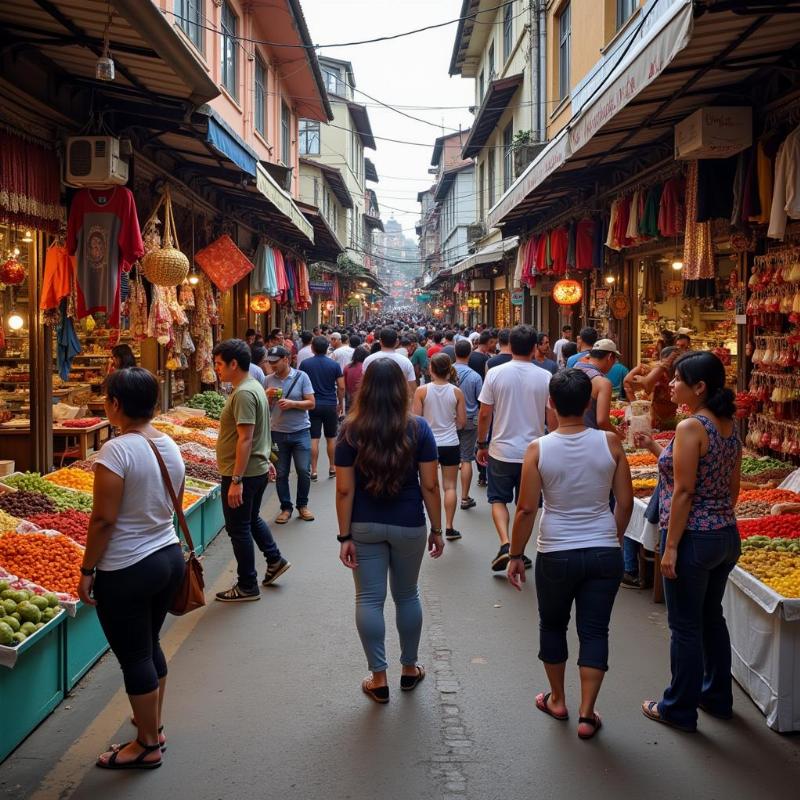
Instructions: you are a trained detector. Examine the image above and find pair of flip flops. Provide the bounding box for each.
[536,692,602,739]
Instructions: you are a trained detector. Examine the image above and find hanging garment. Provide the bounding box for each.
[682,160,715,280]
[40,244,74,310]
[696,157,737,222]
[56,297,81,381]
[274,249,289,303]
[606,199,620,250]
[66,187,143,327]
[658,177,685,237]
[749,139,774,225]
[768,125,800,240]
[641,260,665,304]
[296,260,311,309]
[593,214,605,269]
[626,190,641,242]
[640,184,661,238]
[613,194,633,249]
[575,218,596,269]
[514,241,525,284]
[730,150,746,227]
[550,227,569,274]
[566,221,577,269]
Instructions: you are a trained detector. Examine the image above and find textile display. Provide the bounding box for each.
[55,297,81,381]
[682,161,715,281]
[194,234,253,292]
[39,244,74,311]
[251,240,278,297]
[767,124,800,241]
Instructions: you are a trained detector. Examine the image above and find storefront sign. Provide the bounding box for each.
[417,293,432,303]
[309,281,333,293]
[511,289,524,306]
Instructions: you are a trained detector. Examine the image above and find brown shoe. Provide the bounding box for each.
[275,509,292,524]
[297,507,315,521]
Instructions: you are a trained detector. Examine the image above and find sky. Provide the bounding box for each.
[299,0,476,239]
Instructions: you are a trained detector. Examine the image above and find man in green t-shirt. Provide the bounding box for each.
[404,333,429,385]
[213,339,290,602]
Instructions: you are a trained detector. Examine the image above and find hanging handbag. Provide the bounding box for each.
[129,431,205,615]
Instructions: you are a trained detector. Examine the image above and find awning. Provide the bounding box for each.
[487,0,800,232]
[297,201,344,263]
[451,236,519,275]
[365,157,379,182]
[256,164,314,243]
[434,162,473,202]
[364,213,384,232]
[347,101,377,149]
[207,115,258,177]
[462,74,523,159]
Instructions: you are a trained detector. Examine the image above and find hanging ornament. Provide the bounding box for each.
[250,293,272,314]
[552,279,582,306]
[0,257,25,286]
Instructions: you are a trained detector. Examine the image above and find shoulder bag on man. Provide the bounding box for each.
[269,369,305,464]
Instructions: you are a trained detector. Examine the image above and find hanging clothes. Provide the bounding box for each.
[273,248,289,303]
[626,190,641,242]
[296,260,311,309]
[696,157,737,222]
[56,297,81,381]
[250,240,272,296]
[606,199,620,250]
[575,218,596,269]
[593,214,605,270]
[682,160,715,282]
[613,194,633,249]
[566,221,577,269]
[39,243,73,310]
[658,176,685,237]
[749,139,774,225]
[640,184,661,238]
[641,260,665,304]
[768,125,800,240]
[730,150,747,226]
[549,226,569,274]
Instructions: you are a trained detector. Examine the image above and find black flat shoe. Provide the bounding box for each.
[400,664,426,691]
[362,677,389,704]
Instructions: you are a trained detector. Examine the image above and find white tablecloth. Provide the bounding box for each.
[624,496,658,550]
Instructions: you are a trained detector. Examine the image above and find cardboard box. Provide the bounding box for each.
[675,107,752,159]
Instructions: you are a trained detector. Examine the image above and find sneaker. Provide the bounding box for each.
[620,572,642,589]
[522,555,533,570]
[491,544,510,572]
[262,557,292,586]
[215,584,260,602]
[445,528,462,541]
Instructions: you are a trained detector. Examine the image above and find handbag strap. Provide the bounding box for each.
[127,430,195,554]
[282,369,303,400]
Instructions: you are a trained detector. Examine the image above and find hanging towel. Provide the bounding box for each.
[56,298,81,381]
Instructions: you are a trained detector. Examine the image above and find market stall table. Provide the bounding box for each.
[52,420,110,461]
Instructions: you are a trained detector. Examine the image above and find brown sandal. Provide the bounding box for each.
[297,507,315,521]
[641,700,696,732]
[400,664,426,691]
[362,677,389,704]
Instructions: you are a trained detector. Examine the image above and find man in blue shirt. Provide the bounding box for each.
[265,346,315,524]
[606,359,629,398]
[566,326,598,368]
[300,336,345,481]
[454,340,483,511]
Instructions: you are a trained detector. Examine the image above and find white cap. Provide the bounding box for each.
[593,338,622,356]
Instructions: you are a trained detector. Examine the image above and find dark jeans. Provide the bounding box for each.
[221,474,281,592]
[94,543,185,695]
[658,527,740,730]
[273,429,311,511]
[535,547,624,671]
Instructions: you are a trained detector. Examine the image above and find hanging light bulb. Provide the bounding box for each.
[95,6,115,81]
[12,247,20,257]
[7,312,24,331]
[672,259,684,271]
[21,230,33,243]
[605,275,616,285]
[188,271,200,286]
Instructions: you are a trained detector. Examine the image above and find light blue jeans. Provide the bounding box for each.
[351,522,427,673]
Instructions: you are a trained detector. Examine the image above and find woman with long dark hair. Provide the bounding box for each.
[335,358,444,704]
[638,351,741,732]
[343,344,369,411]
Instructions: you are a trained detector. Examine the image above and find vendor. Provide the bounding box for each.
[675,332,692,352]
[623,346,680,430]
[109,344,136,372]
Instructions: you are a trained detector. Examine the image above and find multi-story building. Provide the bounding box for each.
[417,186,441,285]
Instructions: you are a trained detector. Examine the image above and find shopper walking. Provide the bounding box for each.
[468,330,495,378]
[641,351,741,732]
[486,328,512,370]
[343,345,368,410]
[453,340,483,511]
[80,368,185,770]
[301,335,345,481]
[571,339,625,437]
[265,345,316,524]
[507,369,633,740]
[296,331,314,367]
[533,333,558,375]
[413,353,466,541]
[566,326,598,368]
[363,327,417,392]
[213,339,289,602]
[477,325,556,571]
[553,325,572,368]
[335,359,444,704]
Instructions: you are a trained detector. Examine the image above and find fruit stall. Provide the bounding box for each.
[0,408,224,762]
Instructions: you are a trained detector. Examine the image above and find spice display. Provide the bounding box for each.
[735,500,772,518]
[44,468,94,493]
[180,442,217,463]
[184,460,221,483]
[0,510,22,531]
[27,511,91,546]
[0,491,57,517]
[181,416,220,430]
[738,515,800,540]
[2,474,93,512]
[0,532,83,596]
[627,453,658,467]
[737,489,800,505]
[182,492,201,510]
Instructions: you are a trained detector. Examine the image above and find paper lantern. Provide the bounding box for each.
[552,279,582,305]
[0,257,25,286]
[250,293,272,313]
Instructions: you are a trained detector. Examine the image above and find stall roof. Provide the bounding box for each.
[450,236,519,275]
[461,75,523,159]
[488,0,800,233]
[300,158,353,209]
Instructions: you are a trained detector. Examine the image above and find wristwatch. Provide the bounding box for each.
[336,533,353,542]
[231,475,243,485]
[430,527,443,536]
[477,441,489,448]
[80,566,96,576]
[508,554,525,561]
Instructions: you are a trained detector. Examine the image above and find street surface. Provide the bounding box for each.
[1,469,799,800]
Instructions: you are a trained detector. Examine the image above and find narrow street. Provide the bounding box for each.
[2,472,798,800]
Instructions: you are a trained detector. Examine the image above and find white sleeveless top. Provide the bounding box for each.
[423,383,459,447]
[537,428,618,553]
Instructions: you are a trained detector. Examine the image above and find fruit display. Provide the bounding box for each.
[633,477,658,497]
[738,549,800,598]
[0,532,83,596]
[0,581,62,647]
[180,442,217,464]
[0,509,22,531]
[738,515,800,540]
[171,430,217,449]
[182,492,201,509]
[181,416,220,430]
[59,417,103,428]
[1,473,93,512]
[184,460,221,483]
[0,491,57,517]
[26,511,91,546]
[44,468,94,493]
[152,420,193,438]
[70,459,97,473]
[736,500,773,518]
[185,478,216,494]
[186,391,225,419]
[627,453,658,467]
[738,489,800,505]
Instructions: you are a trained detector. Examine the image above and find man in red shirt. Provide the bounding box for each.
[427,331,444,357]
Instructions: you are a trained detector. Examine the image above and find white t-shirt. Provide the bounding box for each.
[477,359,550,462]
[553,338,570,367]
[363,350,416,383]
[296,345,313,367]
[331,345,354,369]
[93,433,184,571]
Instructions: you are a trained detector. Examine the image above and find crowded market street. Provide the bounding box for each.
[1,474,799,800]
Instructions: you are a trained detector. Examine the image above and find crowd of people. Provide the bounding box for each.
[74,313,745,769]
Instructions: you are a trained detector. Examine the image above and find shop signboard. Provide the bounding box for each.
[309,281,333,293]
[417,293,431,303]
[511,289,524,306]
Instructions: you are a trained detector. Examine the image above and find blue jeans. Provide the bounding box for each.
[624,537,640,575]
[351,522,427,672]
[272,429,311,511]
[658,527,740,730]
[535,547,624,671]
[221,474,281,593]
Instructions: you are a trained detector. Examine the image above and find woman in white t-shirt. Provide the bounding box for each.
[77,368,186,771]
[413,353,466,541]
[507,369,633,740]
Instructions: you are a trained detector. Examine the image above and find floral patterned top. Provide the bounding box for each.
[658,414,741,532]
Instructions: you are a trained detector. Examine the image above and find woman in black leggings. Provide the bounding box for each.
[78,368,186,770]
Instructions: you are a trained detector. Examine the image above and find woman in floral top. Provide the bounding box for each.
[634,351,741,732]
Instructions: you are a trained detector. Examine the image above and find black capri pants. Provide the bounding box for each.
[93,543,185,696]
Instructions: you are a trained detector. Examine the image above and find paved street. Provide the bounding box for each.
[2,470,799,800]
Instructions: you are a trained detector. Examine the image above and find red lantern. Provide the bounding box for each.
[325,300,336,312]
[249,294,272,313]
[552,279,582,306]
[0,257,25,286]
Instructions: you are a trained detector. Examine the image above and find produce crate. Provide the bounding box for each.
[0,611,66,762]
[201,488,225,550]
[176,498,205,555]
[64,602,108,691]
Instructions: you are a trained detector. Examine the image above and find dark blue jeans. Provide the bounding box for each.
[658,527,740,730]
[221,474,281,593]
[535,547,624,671]
[273,429,311,511]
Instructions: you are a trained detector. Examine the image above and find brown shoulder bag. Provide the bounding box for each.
[130,431,205,615]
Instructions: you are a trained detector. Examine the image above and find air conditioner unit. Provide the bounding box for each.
[66,136,129,187]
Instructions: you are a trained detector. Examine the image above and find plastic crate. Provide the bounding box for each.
[201,488,225,550]
[64,602,109,691]
[0,612,66,762]
[176,498,205,555]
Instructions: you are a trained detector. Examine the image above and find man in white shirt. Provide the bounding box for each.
[331,333,357,369]
[553,324,573,368]
[296,331,314,367]
[363,327,417,394]
[476,325,557,573]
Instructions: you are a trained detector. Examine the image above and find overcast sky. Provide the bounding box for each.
[300,0,476,238]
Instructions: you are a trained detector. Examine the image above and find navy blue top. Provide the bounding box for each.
[300,355,342,406]
[334,416,438,527]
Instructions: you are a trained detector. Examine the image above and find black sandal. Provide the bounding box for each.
[460,497,476,509]
[97,739,162,770]
[400,664,426,691]
[362,677,389,704]
[577,713,602,740]
[114,726,166,753]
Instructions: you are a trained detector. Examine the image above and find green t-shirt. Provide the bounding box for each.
[216,377,271,477]
[411,346,429,374]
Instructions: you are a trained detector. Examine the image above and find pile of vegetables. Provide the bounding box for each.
[2,473,93,512]
[186,391,225,420]
[27,510,91,547]
[0,532,82,596]
[738,515,800,540]
[44,468,94,493]
[627,453,657,467]
[0,491,57,517]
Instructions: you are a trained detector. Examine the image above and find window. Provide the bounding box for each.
[617,0,638,30]
[175,0,203,52]
[478,69,485,104]
[478,162,485,220]
[487,150,496,207]
[558,2,571,101]
[281,101,291,164]
[503,123,513,191]
[323,68,342,96]
[503,1,513,64]
[221,2,238,99]
[299,119,320,155]
[254,57,267,136]
[488,41,495,80]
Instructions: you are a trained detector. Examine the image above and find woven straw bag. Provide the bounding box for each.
[142,186,189,286]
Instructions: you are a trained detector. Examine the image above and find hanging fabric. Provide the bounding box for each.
[696,157,737,222]
[575,218,596,269]
[682,160,715,285]
[640,184,661,238]
[40,243,74,310]
[56,297,81,381]
[606,199,620,250]
[658,176,685,237]
[767,124,800,240]
[748,139,774,225]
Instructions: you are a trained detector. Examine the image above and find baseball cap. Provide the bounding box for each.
[593,338,622,356]
[266,346,291,362]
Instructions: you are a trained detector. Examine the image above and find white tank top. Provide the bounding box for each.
[423,383,459,447]
[537,428,619,553]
